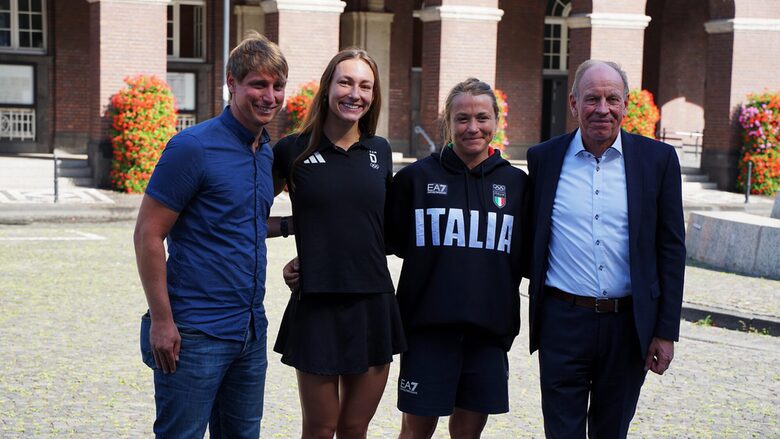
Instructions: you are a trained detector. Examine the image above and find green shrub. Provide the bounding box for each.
[490,89,509,156]
[736,92,780,196]
[109,75,177,193]
[622,89,660,138]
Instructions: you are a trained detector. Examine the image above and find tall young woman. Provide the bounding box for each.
[272,49,406,439]
[386,78,530,439]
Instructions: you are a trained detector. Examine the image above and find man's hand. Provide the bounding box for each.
[150,319,181,374]
[645,337,674,375]
[282,257,300,293]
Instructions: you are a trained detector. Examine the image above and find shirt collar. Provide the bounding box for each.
[220,106,270,147]
[568,128,624,160]
[318,134,370,152]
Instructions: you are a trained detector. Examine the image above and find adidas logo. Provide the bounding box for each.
[303,152,326,164]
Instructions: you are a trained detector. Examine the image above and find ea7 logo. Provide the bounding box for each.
[399,379,419,394]
[427,183,447,195]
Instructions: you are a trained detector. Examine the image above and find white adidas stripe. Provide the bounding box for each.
[303,152,326,164]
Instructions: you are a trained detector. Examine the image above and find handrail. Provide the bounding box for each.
[53,151,59,203]
[661,128,703,160]
[745,161,753,204]
[414,125,437,153]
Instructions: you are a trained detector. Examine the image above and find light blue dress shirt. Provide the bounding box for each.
[545,129,632,298]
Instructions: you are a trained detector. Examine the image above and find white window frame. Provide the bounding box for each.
[543,1,571,75]
[0,0,47,54]
[168,0,206,62]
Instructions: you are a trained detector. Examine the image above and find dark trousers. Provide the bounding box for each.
[538,296,647,439]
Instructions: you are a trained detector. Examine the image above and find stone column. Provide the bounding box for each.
[387,0,415,155]
[261,0,346,136]
[702,18,780,190]
[496,0,545,156]
[87,0,167,188]
[566,12,651,131]
[340,2,393,138]
[417,1,503,156]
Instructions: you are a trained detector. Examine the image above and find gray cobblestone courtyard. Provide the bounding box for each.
[1,221,778,438]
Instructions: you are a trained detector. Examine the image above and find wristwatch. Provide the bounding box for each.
[280,216,290,238]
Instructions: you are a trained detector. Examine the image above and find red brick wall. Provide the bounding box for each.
[388,0,414,151]
[419,20,442,152]
[701,31,735,189]
[590,29,645,89]
[89,1,167,140]
[53,0,90,136]
[702,32,734,153]
[705,28,780,155]
[496,0,544,147]
[419,18,498,150]
[641,0,662,96]
[209,0,225,117]
[566,27,591,131]
[263,9,342,139]
[656,0,707,134]
[567,26,646,131]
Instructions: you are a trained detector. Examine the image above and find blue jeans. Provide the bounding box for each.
[140,313,267,438]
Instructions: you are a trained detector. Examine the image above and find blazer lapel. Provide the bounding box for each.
[621,130,643,255]
[534,132,573,284]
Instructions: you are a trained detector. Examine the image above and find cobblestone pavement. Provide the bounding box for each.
[0,221,778,437]
[684,263,780,319]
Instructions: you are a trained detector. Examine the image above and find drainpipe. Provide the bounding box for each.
[223,0,230,108]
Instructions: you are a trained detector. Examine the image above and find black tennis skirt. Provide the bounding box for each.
[273,292,407,375]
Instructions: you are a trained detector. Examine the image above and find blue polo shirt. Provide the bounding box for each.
[145,107,273,342]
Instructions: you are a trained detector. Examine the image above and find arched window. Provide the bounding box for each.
[543,0,571,73]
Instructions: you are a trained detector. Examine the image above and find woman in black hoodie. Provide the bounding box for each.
[386,78,530,439]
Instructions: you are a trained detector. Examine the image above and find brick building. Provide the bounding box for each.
[1,0,779,190]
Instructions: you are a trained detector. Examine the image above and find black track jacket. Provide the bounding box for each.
[386,146,530,350]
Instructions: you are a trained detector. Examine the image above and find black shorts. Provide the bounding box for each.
[397,327,509,416]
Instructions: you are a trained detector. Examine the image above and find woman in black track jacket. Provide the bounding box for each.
[386,78,530,439]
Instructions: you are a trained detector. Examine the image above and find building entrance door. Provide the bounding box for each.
[541,74,568,141]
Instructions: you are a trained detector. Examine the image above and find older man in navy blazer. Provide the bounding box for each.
[526,60,686,438]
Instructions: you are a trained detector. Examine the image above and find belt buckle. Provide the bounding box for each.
[595,298,617,313]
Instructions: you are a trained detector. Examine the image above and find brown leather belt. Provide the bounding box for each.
[545,286,631,313]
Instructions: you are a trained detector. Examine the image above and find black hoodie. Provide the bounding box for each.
[386,146,530,350]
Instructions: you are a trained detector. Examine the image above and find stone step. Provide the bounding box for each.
[57,157,90,168]
[1,177,93,190]
[59,166,92,178]
[683,181,718,190]
[682,174,709,183]
[57,177,94,188]
[0,154,94,189]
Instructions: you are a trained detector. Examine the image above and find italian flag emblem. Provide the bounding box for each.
[492,184,506,208]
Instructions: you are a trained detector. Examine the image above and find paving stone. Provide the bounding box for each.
[0,222,778,437]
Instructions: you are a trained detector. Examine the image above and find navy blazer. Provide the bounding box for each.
[526,130,686,359]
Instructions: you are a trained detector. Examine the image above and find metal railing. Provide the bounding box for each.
[0,107,36,141]
[414,125,437,153]
[660,128,703,160]
[745,161,753,204]
[53,151,60,203]
[176,114,197,132]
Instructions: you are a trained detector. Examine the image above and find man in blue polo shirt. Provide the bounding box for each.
[134,33,289,438]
